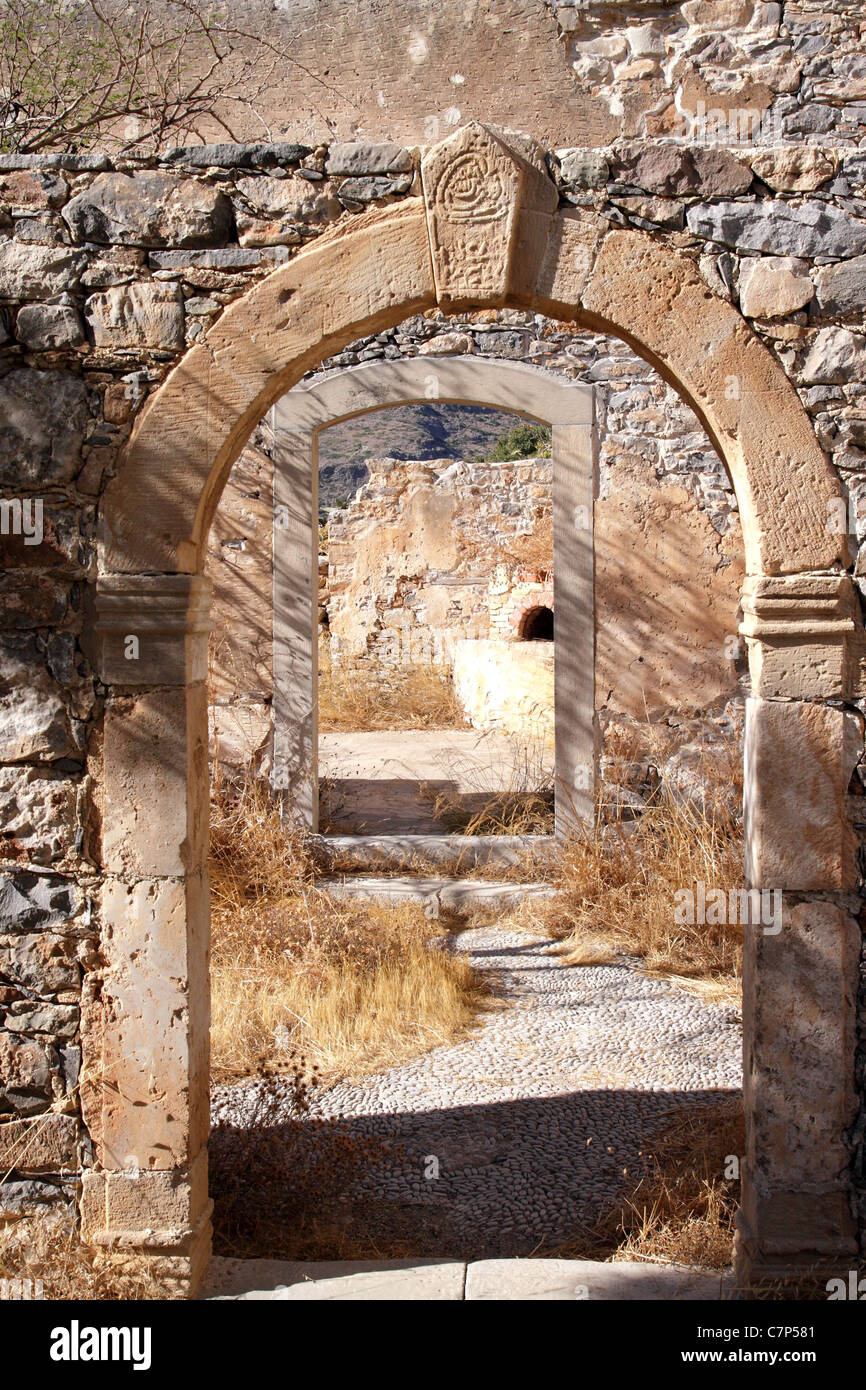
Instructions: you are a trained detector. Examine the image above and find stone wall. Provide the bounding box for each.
[324,453,554,671]
[159,1,866,152]
[1,13,866,1255]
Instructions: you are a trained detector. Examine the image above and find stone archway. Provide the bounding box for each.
[93,124,862,1293]
[270,355,593,835]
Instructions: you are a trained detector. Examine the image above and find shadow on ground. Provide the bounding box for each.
[210,1086,741,1262]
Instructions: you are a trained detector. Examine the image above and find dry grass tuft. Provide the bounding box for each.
[0,1214,173,1300]
[550,1099,743,1269]
[469,732,744,1001]
[318,651,467,732]
[209,778,490,1084]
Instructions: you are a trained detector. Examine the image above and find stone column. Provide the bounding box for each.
[271,417,318,829]
[736,574,862,1285]
[86,574,213,1294]
[552,413,597,837]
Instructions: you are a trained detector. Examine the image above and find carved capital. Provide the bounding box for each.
[740,574,860,699]
[421,123,559,308]
[95,574,211,686]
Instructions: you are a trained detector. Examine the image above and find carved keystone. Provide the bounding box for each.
[421,123,559,308]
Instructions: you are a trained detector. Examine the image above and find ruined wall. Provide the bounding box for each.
[1,0,866,1246]
[325,453,553,667]
[180,1,866,152]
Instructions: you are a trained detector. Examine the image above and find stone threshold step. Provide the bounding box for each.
[320,833,559,873]
[319,875,555,910]
[202,1256,734,1301]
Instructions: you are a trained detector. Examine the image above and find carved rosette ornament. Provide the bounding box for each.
[421,123,559,308]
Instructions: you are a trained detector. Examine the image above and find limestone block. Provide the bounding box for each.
[0,369,88,487]
[63,171,232,247]
[686,199,866,260]
[102,686,208,879]
[326,142,413,177]
[0,764,79,864]
[16,303,85,350]
[739,897,860,1269]
[80,1151,208,1245]
[745,638,850,701]
[744,699,860,891]
[0,242,84,298]
[89,876,209,1170]
[801,327,866,385]
[0,635,75,763]
[0,170,67,212]
[95,575,211,687]
[85,282,185,350]
[813,254,866,319]
[0,1114,79,1173]
[234,175,340,223]
[738,257,813,319]
[749,146,836,192]
[0,930,80,995]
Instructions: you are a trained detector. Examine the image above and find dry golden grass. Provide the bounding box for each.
[318,652,467,732]
[209,777,490,1084]
[468,731,744,1003]
[0,1214,173,1300]
[550,1099,743,1269]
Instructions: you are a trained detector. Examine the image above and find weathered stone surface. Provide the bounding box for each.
[0,170,68,211]
[0,503,86,573]
[233,175,340,222]
[337,174,413,204]
[94,875,208,1168]
[687,199,866,259]
[0,574,68,628]
[163,142,310,169]
[416,331,474,354]
[0,636,75,763]
[0,931,79,996]
[63,172,232,247]
[557,147,609,188]
[738,256,814,318]
[103,687,207,878]
[812,254,866,319]
[690,147,753,196]
[16,303,85,350]
[611,144,750,196]
[326,142,413,177]
[0,872,86,933]
[80,1155,208,1241]
[0,1114,78,1172]
[148,246,285,269]
[0,370,88,487]
[0,768,78,865]
[744,900,860,1199]
[0,1033,54,1113]
[744,699,859,891]
[6,1001,78,1038]
[85,282,185,350]
[749,147,837,192]
[0,242,84,298]
[801,327,866,385]
[613,194,683,228]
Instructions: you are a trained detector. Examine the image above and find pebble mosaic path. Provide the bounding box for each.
[214,925,742,1257]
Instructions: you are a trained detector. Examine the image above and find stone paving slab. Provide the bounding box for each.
[202,1256,732,1300]
[202,1257,465,1300]
[319,875,556,909]
[464,1259,733,1301]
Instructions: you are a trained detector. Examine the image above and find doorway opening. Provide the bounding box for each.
[314,400,557,837]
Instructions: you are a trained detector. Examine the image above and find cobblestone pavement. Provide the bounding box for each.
[213,926,742,1257]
